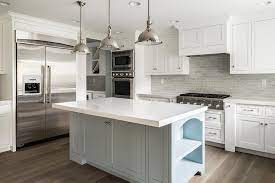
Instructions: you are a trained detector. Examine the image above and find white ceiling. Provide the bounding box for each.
[1,0,275,34]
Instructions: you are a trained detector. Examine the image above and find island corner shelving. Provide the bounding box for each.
[53,97,207,183]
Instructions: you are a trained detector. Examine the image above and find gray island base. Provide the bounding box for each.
[53,98,207,183]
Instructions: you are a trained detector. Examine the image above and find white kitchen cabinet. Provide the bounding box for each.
[0,103,11,153]
[178,24,228,56]
[144,46,165,75]
[230,23,251,73]
[230,14,275,74]
[85,117,112,167]
[165,56,189,75]
[236,116,265,152]
[113,121,146,181]
[265,120,275,154]
[0,23,4,74]
[253,18,275,73]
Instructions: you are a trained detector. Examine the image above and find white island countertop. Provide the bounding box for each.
[53,97,207,127]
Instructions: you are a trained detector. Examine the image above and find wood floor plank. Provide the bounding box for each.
[1,138,275,183]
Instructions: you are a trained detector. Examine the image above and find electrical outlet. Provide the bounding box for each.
[262,79,267,88]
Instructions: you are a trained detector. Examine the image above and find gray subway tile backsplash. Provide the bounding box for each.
[152,54,275,98]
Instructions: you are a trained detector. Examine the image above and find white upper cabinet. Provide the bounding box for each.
[230,13,275,74]
[253,18,275,73]
[0,23,4,74]
[231,22,251,73]
[144,34,189,75]
[178,23,229,56]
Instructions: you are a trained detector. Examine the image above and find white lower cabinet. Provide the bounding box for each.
[0,103,11,153]
[236,116,265,152]
[235,105,275,154]
[265,120,275,154]
[85,117,112,167]
[113,121,146,181]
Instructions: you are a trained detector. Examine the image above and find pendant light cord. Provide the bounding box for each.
[108,0,111,26]
[147,0,151,29]
[79,2,82,42]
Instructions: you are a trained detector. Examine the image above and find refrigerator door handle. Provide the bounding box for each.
[41,65,46,103]
[47,65,52,103]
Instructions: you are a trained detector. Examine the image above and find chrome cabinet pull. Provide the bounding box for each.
[208,132,217,135]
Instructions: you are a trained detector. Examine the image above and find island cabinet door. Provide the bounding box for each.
[113,121,146,181]
[148,126,169,183]
[85,117,113,168]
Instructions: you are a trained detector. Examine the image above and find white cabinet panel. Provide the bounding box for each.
[253,18,275,73]
[203,25,224,46]
[231,23,251,73]
[181,29,202,49]
[236,117,264,152]
[85,117,112,167]
[113,121,146,181]
[265,120,275,154]
[0,23,3,74]
[0,114,10,150]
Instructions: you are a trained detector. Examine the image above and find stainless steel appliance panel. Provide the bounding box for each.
[16,44,46,147]
[45,47,76,138]
[112,77,133,99]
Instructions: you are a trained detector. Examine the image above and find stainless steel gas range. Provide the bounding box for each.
[177,93,230,145]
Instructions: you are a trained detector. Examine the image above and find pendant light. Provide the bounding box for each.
[73,1,91,54]
[135,0,162,45]
[99,0,120,50]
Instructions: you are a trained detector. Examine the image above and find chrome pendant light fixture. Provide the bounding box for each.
[99,0,120,50]
[135,0,162,45]
[73,1,91,54]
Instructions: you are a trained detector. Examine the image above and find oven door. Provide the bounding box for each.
[112,78,133,99]
[112,54,133,71]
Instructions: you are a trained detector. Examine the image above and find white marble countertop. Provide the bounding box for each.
[224,97,275,106]
[0,100,11,105]
[53,97,207,127]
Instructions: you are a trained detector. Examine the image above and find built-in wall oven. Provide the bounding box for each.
[112,72,134,99]
[112,50,134,71]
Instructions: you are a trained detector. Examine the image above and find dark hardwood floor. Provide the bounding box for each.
[0,138,274,183]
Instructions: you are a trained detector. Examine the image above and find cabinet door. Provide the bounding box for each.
[236,116,264,151]
[0,23,3,73]
[253,18,275,73]
[0,114,10,149]
[181,29,201,49]
[85,117,112,167]
[231,23,251,73]
[113,121,146,181]
[265,120,275,154]
[203,24,225,46]
[148,127,169,183]
[144,46,165,74]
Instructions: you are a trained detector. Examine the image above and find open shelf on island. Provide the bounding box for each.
[175,139,202,160]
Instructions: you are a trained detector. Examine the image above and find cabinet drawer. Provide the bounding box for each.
[266,107,275,118]
[0,105,10,115]
[237,105,264,116]
[205,127,224,143]
[206,112,222,123]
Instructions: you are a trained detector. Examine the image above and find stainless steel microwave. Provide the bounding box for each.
[112,50,134,71]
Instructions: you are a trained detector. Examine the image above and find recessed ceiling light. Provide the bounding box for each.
[0,1,10,6]
[128,1,142,7]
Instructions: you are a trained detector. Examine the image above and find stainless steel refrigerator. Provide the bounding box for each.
[16,31,76,147]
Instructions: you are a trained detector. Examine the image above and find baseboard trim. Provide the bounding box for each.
[236,147,275,159]
[0,146,11,153]
[206,141,225,149]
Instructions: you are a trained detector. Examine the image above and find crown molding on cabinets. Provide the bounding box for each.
[7,12,79,40]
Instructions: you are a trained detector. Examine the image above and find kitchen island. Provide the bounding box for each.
[53,97,207,183]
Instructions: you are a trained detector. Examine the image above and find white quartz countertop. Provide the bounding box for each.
[224,97,275,106]
[53,97,207,127]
